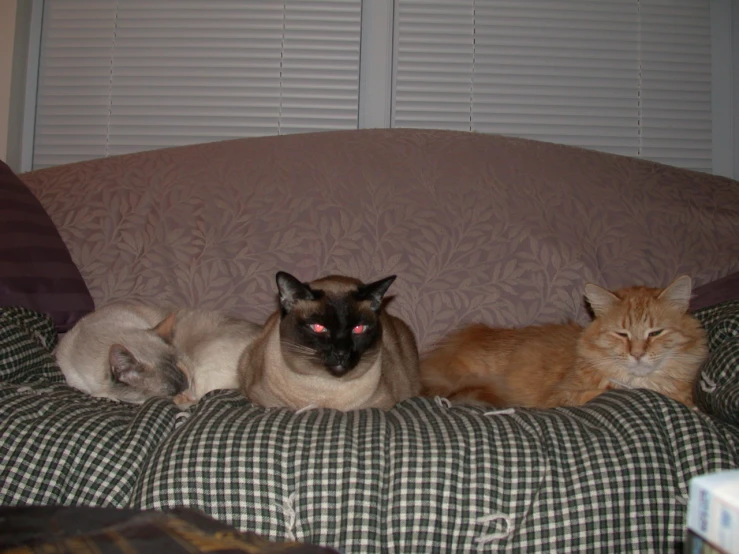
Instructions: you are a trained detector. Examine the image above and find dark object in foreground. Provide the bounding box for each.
[0,506,339,554]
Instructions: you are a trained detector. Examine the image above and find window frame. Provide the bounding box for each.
[12,0,736,177]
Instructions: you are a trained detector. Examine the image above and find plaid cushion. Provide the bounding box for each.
[1,306,738,553]
[0,306,62,384]
[0,307,178,507]
[694,300,739,426]
[0,385,178,507]
[130,391,738,553]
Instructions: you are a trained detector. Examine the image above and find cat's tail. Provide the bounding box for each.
[446,382,510,408]
[421,374,510,408]
[420,358,510,408]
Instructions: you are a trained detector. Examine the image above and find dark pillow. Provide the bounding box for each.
[690,271,739,312]
[693,299,739,426]
[0,160,94,333]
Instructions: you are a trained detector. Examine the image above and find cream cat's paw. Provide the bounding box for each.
[92,391,122,402]
[173,390,197,410]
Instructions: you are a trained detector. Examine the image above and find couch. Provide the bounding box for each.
[1,128,738,553]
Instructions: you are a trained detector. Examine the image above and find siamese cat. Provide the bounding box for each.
[55,302,187,403]
[238,271,421,411]
[57,303,261,406]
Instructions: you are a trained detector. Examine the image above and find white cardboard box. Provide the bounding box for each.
[687,470,739,554]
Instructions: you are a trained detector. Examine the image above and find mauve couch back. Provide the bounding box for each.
[20,129,739,349]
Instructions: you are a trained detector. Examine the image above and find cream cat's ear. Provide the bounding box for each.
[110,344,145,386]
[658,274,692,313]
[153,313,177,344]
[584,283,620,318]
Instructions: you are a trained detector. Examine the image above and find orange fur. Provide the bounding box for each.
[420,276,708,408]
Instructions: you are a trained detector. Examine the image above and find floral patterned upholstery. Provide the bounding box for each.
[20,128,739,350]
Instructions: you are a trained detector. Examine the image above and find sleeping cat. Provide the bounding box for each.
[420,275,708,408]
[154,308,262,407]
[56,303,261,406]
[238,271,421,411]
[55,302,187,403]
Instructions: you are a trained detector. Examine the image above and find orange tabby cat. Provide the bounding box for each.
[420,275,708,408]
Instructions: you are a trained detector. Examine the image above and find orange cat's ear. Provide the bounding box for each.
[153,313,177,344]
[584,283,619,318]
[658,275,692,313]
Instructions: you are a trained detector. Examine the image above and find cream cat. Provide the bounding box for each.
[155,308,262,407]
[55,302,187,403]
[56,303,262,406]
[420,275,708,408]
[238,271,421,411]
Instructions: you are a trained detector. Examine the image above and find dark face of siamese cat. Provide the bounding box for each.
[276,271,396,378]
[108,339,188,403]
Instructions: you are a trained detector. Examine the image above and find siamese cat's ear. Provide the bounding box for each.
[584,283,620,318]
[153,313,177,344]
[357,275,397,311]
[109,344,146,387]
[276,271,315,313]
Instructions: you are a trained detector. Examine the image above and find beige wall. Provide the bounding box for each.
[0,0,18,162]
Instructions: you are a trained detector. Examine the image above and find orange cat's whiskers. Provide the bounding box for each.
[607,378,635,389]
[586,356,626,370]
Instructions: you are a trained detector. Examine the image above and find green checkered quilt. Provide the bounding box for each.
[1,304,738,553]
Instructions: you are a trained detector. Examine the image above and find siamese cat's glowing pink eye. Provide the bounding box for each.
[310,323,327,334]
[352,324,367,334]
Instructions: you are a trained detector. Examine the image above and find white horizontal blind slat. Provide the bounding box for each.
[392,0,475,130]
[33,1,117,168]
[473,0,639,156]
[33,0,361,168]
[640,1,712,173]
[280,2,361,134]
[107,1,283,156]
[392,0,713,171]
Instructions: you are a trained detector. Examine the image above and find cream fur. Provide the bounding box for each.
[55,302,170,401]
[168,309,262,406]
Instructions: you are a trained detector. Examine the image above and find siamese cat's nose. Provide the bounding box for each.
[328,365,351,377]
[333,350,350,365]
[326,351,353,377]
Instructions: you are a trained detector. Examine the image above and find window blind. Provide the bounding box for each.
[33,0,361,169]
[392,1,475,131]
[393,0,713,173]
[639,2,712,170]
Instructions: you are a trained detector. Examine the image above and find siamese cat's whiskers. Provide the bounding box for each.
[280,340,319,361]
[376,337,404,347]
[280,340,316,354]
